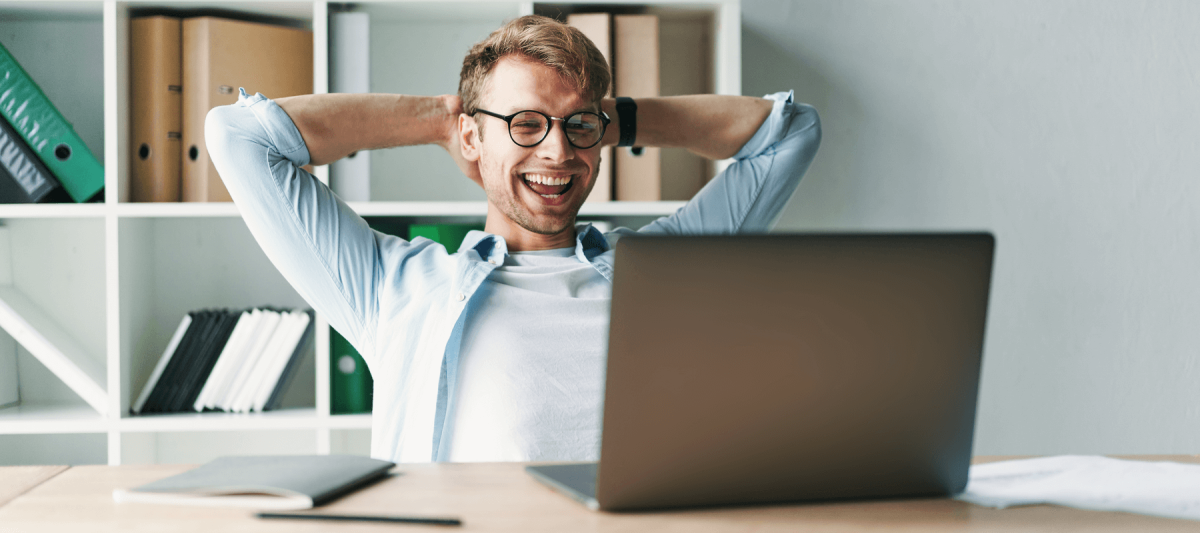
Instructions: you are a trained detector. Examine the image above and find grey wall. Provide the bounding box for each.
[744,0,1200,455]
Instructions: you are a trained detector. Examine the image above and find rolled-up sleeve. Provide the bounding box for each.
[205,90,385,359]
[639,90,821,235]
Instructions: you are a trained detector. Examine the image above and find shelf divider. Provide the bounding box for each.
[0,287,108,415]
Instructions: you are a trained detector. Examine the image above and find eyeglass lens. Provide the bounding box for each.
[509,111,604,148]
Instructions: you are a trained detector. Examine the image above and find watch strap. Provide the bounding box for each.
[615,97,637,147]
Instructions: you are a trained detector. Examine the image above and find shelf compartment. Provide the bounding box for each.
[0,2,106,205]
[0,287,108,413]
[118,217,313,416]
[0,218,108,416]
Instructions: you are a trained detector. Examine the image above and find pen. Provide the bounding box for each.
[256,512,462,526]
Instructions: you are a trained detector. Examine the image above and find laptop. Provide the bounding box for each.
[526,233,995,512]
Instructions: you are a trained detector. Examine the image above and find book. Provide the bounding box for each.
[133,307,314,415]
[329,11,371,202]
[112,455,394,510]
[193,309,257,411]
[229,311,298,413]
[613,15,662,201]
[0,41,104,203]
[0,286,107,414]
[219,309,284,412]
[131,313,192,415]
[171,310,239,412]
[0,115,69,203]
[130,16,183,202]
[182,17,313,202]
[566,13,613,203]
[257,310,314,412]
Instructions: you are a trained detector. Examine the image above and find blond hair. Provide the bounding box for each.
[459,15,611,117]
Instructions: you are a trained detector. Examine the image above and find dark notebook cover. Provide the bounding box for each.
[173,309,241,412]
[113,455,395,509]
[142,311,205,413]
[159,310,220,412]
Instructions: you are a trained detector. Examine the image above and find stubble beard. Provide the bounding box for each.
[479,153,596,236]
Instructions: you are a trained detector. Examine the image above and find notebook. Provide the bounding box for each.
[112,455,394,509]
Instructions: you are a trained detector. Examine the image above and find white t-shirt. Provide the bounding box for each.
[444,246,611,462]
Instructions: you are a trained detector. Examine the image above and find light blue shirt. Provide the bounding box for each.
[205,89,820,463]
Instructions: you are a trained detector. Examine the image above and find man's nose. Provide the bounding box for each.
[535,121,575,163]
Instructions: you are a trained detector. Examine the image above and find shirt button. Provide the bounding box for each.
[456,292,465,301]
[488,259,498,265]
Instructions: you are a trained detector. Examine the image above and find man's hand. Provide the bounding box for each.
[437,95,483,188]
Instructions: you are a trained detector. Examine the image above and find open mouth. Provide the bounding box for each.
[521,173,576,199]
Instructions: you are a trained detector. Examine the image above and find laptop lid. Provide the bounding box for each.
[596,233,994,511]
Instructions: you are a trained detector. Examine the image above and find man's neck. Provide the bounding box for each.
[484,208,576,252]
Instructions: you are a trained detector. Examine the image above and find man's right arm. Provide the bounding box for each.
[204,91,468,362]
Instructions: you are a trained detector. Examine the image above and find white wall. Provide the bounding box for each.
[744,0,1200,455]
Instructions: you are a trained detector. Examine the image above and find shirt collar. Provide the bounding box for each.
[456,223,609,263]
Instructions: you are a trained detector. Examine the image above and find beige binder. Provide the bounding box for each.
[613,15,661,201]
[130,16,182,202]
[182,17,313,202]
[567,13,613,203]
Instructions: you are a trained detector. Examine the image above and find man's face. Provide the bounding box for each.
[461,55,601,237]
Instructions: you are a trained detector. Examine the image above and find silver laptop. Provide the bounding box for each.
[526,233,995,512]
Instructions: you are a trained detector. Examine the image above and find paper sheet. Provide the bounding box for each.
[957,455,1200,521]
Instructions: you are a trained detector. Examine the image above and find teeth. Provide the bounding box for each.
[524,173,572,186]
[540,194,560,199]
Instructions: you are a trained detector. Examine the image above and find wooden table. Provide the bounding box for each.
[2,457,1199,532]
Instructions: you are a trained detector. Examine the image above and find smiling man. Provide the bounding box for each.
[205,15,820,463]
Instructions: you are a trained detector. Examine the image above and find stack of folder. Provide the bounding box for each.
[132,308,315,415]
[130,15,312,203]
[0,41,103,204]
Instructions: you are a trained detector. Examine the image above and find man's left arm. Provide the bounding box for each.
[602,92,820,234]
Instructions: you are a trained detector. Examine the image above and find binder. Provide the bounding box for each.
[329,11,371,202]
[566,13,613,203]
[330,327,371,414]
[0,115,68,203]
[0,41,105,203]
[130,16,183,202]
[182,17,313,202]
[613,15,662,201]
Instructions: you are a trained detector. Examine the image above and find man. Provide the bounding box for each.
[206,15,820,463]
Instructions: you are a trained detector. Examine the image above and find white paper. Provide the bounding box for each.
[958,455,1200,521]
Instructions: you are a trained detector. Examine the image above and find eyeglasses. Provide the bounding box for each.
[474,108,610,149]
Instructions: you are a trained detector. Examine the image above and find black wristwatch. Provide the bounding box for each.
[615,97,637,147]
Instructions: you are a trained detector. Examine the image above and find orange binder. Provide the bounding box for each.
[567,13,613,203]
[613,15,661,201]
[130,16,183,202]
[182,17,312,202]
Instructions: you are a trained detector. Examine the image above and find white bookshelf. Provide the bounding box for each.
[0,0,740,466]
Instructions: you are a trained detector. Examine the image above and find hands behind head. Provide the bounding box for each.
[439,94,484,189]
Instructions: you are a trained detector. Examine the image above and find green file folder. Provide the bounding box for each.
[0,41,105,203]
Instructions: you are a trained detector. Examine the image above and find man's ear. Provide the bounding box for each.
[459,114,481,162]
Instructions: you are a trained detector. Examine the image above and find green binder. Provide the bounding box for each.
[329,222,484,414]
[330,327,373,415]
[0,41,105,203]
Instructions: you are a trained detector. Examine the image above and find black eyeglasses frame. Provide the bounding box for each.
[473,108,611,149]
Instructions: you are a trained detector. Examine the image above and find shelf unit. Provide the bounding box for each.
[0,0,740,466]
